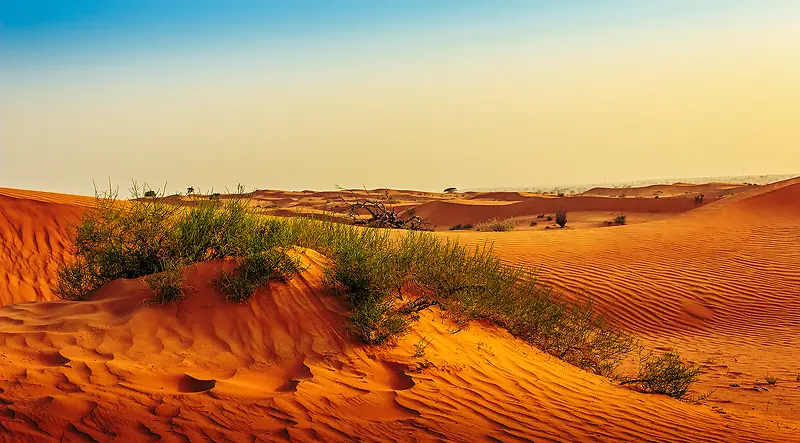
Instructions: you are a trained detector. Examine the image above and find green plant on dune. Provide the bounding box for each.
[55,181,701,400]
[620,351,703,399]
[145,258,187,304]
[449,223,474,231]
[475,218,516,232]
[555,208,567,228]
[215,249,305,303]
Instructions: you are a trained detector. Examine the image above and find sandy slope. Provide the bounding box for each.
[0,181,798,441]
[0,190,90,306]
[1,251,795,442]
[579,182,751,198]
[445,178,800,422]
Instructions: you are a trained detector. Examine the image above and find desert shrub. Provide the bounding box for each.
[546,215,553,221]
[146,259,186,304]
[620,351,702,399]
[209,193,221,200]
[476,218,516,232]
[654,195,660,199]
[557,192,565,197]
[56,184,183,301]
[56,182,684,390]
[413,337,431,357]
[55,183,302,302]
[765,376,778,385]
[614,215,627,225]
[530,221,538,226]
[555,209,567,228]
[215,249,304,302]
[449,224,473,231]
[144,190,157,197]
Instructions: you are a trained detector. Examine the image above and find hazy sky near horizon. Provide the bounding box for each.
[2,1,799,195]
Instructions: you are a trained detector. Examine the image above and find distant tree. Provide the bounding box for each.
[555,208,567,228]
[209,193,221,200]
[187,187,195,195]
[144,190,157,198]
[444,187,457,194]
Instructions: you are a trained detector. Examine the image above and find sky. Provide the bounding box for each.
[1,1,799,195]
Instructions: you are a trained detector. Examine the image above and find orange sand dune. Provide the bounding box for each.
[1,181,798,441]
[415,194,710,228]
[446,177,800,422]
[580,182,750,198]
[1,251,795,442]
[0,190,87,306]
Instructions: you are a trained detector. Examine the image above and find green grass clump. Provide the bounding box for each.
[56,182,300,302]
[555,209,567,228]
[449,224,473,231]
[216,249,304,302]
[620,351,703,399]
[145,259,186,304]
[56,181,701,395]
[475,218,517,232]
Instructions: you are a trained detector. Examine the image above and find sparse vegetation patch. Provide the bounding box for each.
[56,181,700,399]
[475,218,517,232]
[620,351,703,399]
[555,209,567,228]
[449,224,474,231]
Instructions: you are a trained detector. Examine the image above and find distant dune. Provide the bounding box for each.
[0,179,798,441]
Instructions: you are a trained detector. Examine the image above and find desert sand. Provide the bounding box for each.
[0,179,798,442]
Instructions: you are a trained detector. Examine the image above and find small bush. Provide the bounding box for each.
[413,337,431,357]
[210,193,221,200]
[621,351,702,399]
[614,215,627,225]
[557,192,565,197]
[216,249,304,303]
[449,224,473,231]
[555,209,567,228]
[56,180,672,388]
[146,259,186,304]
[654,195,660,199]
[529,221,538,227]
[475,218,517,232]
[144,190,157,197]
[536,214,545,219]
[546,215,553,221]
[765,376,778,385]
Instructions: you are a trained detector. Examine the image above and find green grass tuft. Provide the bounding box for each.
[475,218,517,232]
[55,181,700,395]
